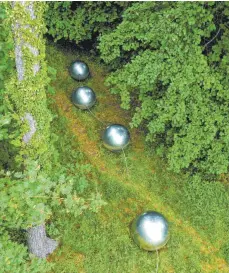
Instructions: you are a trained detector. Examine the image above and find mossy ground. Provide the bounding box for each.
[46,42,229,273]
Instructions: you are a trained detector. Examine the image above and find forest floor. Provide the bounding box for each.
[46,42,229,273]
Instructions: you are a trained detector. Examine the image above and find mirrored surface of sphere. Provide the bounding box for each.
[102,124,130,151]
[69,61,90,81]
[130,211,169,251]
[72,86,96,110]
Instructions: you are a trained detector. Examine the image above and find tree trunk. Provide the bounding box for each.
[27,224,58,258]
[12,1,58,258]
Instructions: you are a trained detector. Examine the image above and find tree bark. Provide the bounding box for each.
[12,1,58,258]
[27,224,58,258]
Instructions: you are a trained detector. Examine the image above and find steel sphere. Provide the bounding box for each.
[102,124,130,151]
[72,86,96,110]
[69,60,90,81]
[130,211,169,251]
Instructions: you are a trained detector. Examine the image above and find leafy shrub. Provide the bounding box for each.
[0,3,19,169]
[0,159,105,229]
[99,2,229,177]
[0,229,52,273]
[45,2,131,47]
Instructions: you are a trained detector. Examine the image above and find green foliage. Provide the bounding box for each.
[6,2,54,167]
[0,159,105,229]
[99,2,229,177]
[45,1,130,47]
[0,229,51,273]
[0,4,51,271]
[0,3,19,169]
[0,140,105,271]
[2,0,106,226]
[0,3,13,90]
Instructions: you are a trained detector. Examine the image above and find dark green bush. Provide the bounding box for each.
[99,2,229,177]
[45,2,130,48]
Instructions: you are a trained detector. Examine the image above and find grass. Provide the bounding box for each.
[46,41,229,273]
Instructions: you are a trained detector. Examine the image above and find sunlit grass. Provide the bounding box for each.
[46,41,229,273]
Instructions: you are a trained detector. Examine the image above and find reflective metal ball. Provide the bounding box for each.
[130,211,169,251]
[69,60,90,81]
[72,86,96,110]
[102,124,130,151]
